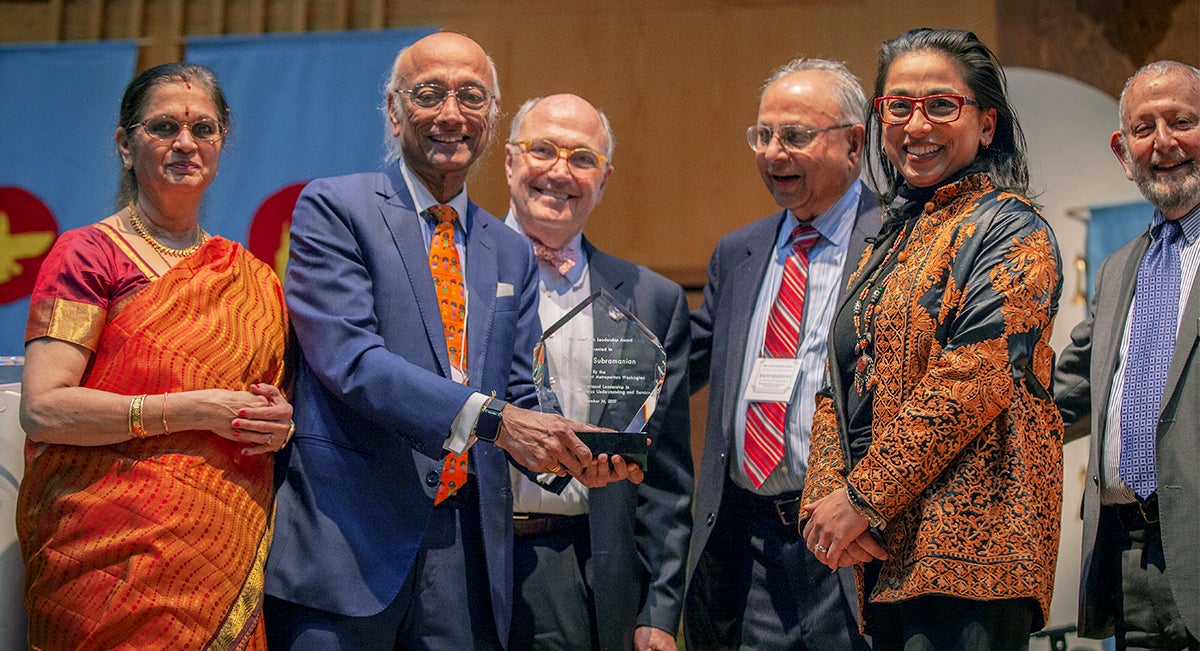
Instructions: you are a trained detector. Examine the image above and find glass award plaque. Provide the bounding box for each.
[533,290,665,469]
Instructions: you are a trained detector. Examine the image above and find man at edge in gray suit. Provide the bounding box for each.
[502,94,693,651]
[1056,61,1200,649]
[684,58,880,650]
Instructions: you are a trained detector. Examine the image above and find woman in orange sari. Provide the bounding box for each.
[17,62,292,650]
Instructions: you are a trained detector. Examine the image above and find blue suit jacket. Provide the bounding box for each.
[265,163,542,643]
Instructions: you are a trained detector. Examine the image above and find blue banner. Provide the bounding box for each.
[1087,200,1154,303]
[0,41,138,356]
[185,28,435,278]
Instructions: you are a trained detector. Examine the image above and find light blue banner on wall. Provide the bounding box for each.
[0,41,138,356]
[185,28,435,278]
[1086,201,1154,304]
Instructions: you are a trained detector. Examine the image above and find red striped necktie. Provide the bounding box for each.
[743,224,820,488]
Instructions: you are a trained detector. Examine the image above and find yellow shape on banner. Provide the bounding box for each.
[0,211,54,284]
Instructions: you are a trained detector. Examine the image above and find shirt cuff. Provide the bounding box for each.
[446,392,490,454]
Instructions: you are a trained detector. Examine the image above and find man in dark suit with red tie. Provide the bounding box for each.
[684,58,881,650]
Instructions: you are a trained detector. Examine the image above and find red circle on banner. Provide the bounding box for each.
[0,186,59,305]
[248,182,307,281]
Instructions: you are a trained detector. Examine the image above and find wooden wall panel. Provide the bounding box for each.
[3,0,1196,283]
[0,0,999,284]
[1000,0,1200,98]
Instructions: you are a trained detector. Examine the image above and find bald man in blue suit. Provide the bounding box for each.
[264,32,639,651]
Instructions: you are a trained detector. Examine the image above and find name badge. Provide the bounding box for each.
[743,357,802,402]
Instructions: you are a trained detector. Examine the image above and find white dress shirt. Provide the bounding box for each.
[505,214,590,515]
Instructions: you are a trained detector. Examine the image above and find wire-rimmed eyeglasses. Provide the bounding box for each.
[746,123,855,153]
[397,83,493,112]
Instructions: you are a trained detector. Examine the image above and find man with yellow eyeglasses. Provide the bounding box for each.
[503,94,694,651]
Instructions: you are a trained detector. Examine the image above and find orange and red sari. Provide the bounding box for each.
[18,224,286,650]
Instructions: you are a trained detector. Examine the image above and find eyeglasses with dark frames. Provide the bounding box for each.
[874,94,981,125]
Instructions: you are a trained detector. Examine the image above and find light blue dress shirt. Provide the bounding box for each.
[732,180,862,495]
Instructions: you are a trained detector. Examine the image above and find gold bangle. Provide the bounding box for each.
[129,394,148,439]
[161,391,170,436]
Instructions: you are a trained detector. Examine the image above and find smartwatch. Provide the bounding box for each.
[473,396,508,443]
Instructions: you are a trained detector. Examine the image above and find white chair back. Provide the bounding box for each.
[0,382,28,649]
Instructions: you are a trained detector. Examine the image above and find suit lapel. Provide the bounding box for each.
[720,213,784,440]
[1163,242,1200,410]
[583,242,632,427]
[1093,235,1149,441]
[378,168,453,377]
[465,202,498,391]
[841,189,884,291]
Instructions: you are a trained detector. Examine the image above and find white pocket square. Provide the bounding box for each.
[496,282,514,297]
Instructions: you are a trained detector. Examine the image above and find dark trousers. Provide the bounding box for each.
[684,482,870,651]
[509,514,598,651]
[869,595,1036,651]
[264,485,502,651]
[1100,502,1199,651]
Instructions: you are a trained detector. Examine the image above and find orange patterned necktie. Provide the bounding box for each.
[429,203,468,504]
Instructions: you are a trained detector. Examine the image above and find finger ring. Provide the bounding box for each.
[267,433,273,444]
[549,464,563,474]
[814,544,828,553]
[286,421,295,438]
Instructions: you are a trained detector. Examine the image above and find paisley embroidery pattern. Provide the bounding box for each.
[803,174,1064,631]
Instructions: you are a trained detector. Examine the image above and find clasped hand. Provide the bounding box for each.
[496,406,644,487]
[801,487,888,570]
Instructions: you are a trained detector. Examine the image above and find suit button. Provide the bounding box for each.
[706,513,715,526]
[425,471,440,487]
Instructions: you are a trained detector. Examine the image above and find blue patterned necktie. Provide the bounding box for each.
[1119,218,1183,499]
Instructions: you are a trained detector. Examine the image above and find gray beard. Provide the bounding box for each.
[1134,161,1200,214]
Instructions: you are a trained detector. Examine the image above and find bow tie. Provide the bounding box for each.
[531,240,578,276]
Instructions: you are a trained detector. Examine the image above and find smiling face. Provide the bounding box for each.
[505,94,612,248]
[755,70,864,220]
[388,32,496,201]
[1114,65,1200,219]
[880,49,996,188]
[115,81,222,206]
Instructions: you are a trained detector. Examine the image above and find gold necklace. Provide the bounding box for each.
[127,202,205,257]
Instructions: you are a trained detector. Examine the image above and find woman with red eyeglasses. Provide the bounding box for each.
[17,62,292,650]
[800,28,1064,650]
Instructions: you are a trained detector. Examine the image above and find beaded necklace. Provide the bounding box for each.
[851,219,912,395]
[128,202,205,257]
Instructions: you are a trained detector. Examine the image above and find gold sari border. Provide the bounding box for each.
[95,221,158,280]
[26,298,105,351]
[205,503,275,651]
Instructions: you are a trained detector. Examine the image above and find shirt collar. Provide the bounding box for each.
[398,156,471,228]
[780,179,862,249]
[1155,202,1200,245]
